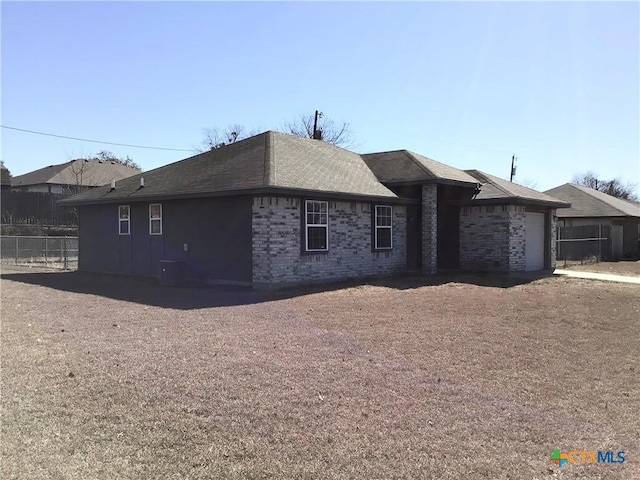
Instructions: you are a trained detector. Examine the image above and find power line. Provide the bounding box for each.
[1,125,194,152]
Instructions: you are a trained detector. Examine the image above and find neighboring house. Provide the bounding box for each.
[11,159,140,194]
[60,131,568,288]
[544,183,640,258]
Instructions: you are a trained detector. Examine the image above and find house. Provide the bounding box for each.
[544,183,640,258]
[60,131,568,288]
[11,159,140,194]
[361,152,568,273]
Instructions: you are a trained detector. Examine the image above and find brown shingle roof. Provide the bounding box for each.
[60,132,400,206]
[361,150,479,186]
[544,183,640,218]
[11,159,139,188]
[464,170,570,207]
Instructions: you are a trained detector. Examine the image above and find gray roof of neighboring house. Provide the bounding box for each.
[464,170,570,208]
[60,131,401,206]
[11,159,140,188]
[361,150,479,186]
[544,183,640,218]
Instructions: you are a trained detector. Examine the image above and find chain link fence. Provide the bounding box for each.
[555,225,625,266]
[0,236,78,270]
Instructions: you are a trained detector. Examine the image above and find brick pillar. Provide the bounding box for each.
[507,207,526,272]
[421,184,437,274]
[252,197,273,285]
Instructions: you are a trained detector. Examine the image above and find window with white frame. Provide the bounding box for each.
[305,200,328,251]
[118,205,130,235]
[374,205,392,249]
[149,203,162,235]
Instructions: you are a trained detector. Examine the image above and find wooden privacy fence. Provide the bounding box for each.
[556,225,623,262]
[1,191,77,226]
[0,236,78,269]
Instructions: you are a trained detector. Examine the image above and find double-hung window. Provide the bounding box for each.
[374,205,392,249]
[305,200,328,251]
[118,205,130,235]
[149,203,162,235]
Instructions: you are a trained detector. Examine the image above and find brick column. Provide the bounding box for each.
[507,207,526,272]
[550,209,557,269]
[421,184,437,274]
[252,197,273,285]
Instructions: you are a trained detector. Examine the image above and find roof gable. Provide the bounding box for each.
[544,183,640,218]
[361,150,479,186]
[465,170,570,207]
[271,132,394,197]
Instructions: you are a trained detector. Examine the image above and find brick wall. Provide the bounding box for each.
[459,204,526,272]
[252,196,407,287]
[421,184,437,274]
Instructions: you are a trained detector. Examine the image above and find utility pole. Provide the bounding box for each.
[510,155,517,182]
[312,110,323,140]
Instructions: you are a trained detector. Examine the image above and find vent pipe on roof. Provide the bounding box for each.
[140,177,145,188]
[110,179,116,191]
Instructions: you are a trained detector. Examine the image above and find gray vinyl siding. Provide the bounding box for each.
[78,197,253,282]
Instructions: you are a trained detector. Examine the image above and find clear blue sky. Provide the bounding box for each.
[2,1,638,194]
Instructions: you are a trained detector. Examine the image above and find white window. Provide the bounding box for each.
[305,200,328,251]
[375,205,392,249]
[149,203,162,235]
[119,205,130,235]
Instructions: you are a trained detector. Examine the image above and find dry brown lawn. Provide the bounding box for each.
[2,267,639,479]
[560,260,640,278]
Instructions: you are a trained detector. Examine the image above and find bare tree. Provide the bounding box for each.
[65,151,140,195]
[283,113,355,148]
[572,171,638,201]
[68,159,92,195]
[200,124,254,150]
[199,113,356,152]
[91,151,141,171]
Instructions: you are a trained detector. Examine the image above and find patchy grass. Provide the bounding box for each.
[2,268,639,479]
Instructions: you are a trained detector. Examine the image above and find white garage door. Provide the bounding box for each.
[525,212,545,271]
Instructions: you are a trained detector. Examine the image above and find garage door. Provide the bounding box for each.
[525,212,545,271]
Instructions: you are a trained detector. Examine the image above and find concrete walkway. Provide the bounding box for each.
[553,269,640,285]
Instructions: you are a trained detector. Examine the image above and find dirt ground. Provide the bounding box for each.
[559,260,640,277]
[2,267,639,479]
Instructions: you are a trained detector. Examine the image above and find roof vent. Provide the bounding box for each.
[110,179,116,191]
[140,177,144,188]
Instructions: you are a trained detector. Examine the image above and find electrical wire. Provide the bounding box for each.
[1,125,194,152]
